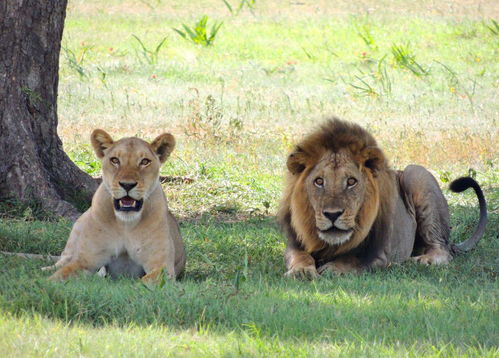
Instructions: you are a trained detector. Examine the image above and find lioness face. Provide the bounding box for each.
[304,150,367,245]
[91,130,175,222]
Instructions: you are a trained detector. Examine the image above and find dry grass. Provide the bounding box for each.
[68,0,499,19]
[54,0,498,219]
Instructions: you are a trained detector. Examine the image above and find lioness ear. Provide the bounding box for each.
[91,129,114,159]
[362,146,385,174]
[151,133,176,163]
[286,147,308,174]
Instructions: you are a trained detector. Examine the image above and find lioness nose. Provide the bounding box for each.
[119,182,137,192]
[323,210,344,224]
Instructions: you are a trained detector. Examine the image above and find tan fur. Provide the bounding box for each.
[49,130,185,284]
[279,118,486,278]
[317,256,362,275]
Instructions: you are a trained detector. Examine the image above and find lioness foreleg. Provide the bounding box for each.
[141,252,176,284]
[50,260,93,281]
[49,250,112,281]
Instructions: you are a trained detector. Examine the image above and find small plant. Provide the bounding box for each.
[376,55,392,95]
[132,34,168,65]
[391,43,429,77]
[222,0,256,16]
[356,24,378,50]
[68,147,102,177]
[62,43,92,79]
[108,47,128,58]
[182,90,243,143]
[436,61,478,112]
[436,60,459,89]
[301,46,316,60]
[484,19,499,35]
[173,16,223,47]
[349,75,380,98]
[346,55,392,98]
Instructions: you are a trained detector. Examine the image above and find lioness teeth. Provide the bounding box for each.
[120,199,136,207]
[114,197,143,212]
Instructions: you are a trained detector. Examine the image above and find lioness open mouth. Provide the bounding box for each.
[114,196,144,212]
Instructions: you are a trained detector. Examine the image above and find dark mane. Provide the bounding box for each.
[279,116,396,260]
[297,117,379,157]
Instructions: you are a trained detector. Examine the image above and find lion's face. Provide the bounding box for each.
[91,130,175,222]
[286,138,384,249]
[304,150,367,245]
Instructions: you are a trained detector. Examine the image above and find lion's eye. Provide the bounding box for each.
[110,157,120,166]
[140,158,151,166]
[347,177,357,187]
[314,177,324,187]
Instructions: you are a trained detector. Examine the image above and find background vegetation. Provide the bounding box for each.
[1,0,497,356]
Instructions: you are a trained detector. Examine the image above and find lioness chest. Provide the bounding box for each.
[92,218,170,278]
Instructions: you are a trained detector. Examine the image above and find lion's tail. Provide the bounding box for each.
[449,177,488,254]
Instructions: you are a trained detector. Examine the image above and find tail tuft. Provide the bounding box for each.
[450,177,477,193]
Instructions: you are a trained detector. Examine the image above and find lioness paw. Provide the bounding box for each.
[141,268,175,286]
[41,265,56,271]
[48,271,66,282]
[285,265,319,279]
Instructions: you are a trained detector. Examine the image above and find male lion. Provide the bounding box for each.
[279,118,487,278]
[48,129,186,283]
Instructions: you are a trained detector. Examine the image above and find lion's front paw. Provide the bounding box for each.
[285,265,319,279]
[318,261,360,275]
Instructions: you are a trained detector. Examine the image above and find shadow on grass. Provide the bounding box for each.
[0,205,496,347]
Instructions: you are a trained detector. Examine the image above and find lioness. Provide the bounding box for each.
[279,118,487,278]
[48,129,185,283]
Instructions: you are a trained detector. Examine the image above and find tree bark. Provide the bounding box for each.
[0,0,97,220]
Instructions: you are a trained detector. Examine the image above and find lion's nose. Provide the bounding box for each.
[323,210,344,224]
[119,181,137,192]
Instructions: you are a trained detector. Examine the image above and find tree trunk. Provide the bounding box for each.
[0,0,97,220]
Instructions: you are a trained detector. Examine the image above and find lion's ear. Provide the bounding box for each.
[286,147,308,174]
[362,146,385,174]
[91,129,114,159]
[151,133,176,163]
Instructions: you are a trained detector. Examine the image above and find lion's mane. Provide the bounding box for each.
[278,118,396,257]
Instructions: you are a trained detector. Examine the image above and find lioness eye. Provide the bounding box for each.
[347,177,357,187]
[140,158,151,166]
[314,177,324,187]
[110,157,120,165]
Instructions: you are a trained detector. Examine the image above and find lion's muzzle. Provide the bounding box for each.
[316,209,354,245]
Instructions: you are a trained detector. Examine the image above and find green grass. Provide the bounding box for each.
[1,0,498,355]
[0,202,497,356]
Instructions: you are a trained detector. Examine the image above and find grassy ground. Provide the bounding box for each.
[1,0,498,356]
